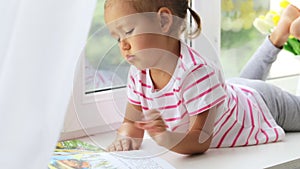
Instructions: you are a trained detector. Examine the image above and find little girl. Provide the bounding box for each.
[104,0,300,155]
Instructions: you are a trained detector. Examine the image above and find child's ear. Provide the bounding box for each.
[157,7,173,33]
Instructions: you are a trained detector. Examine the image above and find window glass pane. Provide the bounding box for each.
[221,0,269,78]
[85,0,130,93]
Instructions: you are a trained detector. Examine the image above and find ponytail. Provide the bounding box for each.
[187,7,202,38]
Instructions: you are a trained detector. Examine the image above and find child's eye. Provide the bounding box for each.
[125,28,134,35]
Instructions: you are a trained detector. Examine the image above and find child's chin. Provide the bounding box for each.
[134,64,148,70]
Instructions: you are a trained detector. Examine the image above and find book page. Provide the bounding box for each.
[106,150,175,169]
[49,140,175,169]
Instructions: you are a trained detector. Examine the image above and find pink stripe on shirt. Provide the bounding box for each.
[213,105,237,138]
[130,75,136,85]
[191,64,204,73]
[139,80,152,88]
[261,129,269,144]
[245,89,278,143]
[217,95,239,149]
[190,47,207,65]
[240,87,254,95]
[273,128,279,142]
[215,97,232,126]
[188,47,197,65]
[189,95,226,116]
[231,110,246,147]
[158,100,182,110]
[256,101,272,128]
[165,111,188,122]
[243,98,258,146]
[217,119,237,148]
[156,92,174,98]
[133,90,153,101]
[185,83,221,104]
[180,62,187,71]
[128,98,141,105]
[183,71,215,93]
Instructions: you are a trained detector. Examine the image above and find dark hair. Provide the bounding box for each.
[105,0,201,38]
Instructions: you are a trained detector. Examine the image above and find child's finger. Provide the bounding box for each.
[114,140,123,151]
[121,138,131,151]
[131,139,140,150]
[107,144,116,152]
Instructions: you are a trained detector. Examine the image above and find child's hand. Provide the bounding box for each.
[107,135,142,152]
[134,109,168,138]
[107,118,144,152]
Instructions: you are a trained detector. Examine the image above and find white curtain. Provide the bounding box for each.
[0,0,96,168]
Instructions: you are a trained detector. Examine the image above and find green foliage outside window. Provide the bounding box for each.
[85,0,123,70]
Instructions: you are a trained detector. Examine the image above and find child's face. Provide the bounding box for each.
[104,2,170,70]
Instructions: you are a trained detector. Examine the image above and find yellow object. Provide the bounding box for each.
[56,142,64,149]
[280,0,290,8]
[253,0,291,34]
[272,15,280,25]
[222,0,234,12]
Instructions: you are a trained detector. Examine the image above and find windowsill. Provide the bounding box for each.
[80,132,300,169]
[268,50,300,80]
[267,50,300,95]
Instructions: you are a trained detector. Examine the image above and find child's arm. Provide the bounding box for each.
[135,107,216,155]
[107,103,145,151]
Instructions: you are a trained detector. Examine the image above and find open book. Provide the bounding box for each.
[48,140,175,169]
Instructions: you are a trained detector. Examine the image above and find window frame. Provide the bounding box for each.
[192,0,220,57]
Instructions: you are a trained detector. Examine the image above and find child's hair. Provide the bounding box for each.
[104,0,201,39]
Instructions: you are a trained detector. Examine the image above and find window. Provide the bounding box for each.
[218,0,300,93]
[85,0,130,93]
[220,0,269,78]
[61,0,128,140]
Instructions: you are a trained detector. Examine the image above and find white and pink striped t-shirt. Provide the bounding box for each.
[127,42,285,148]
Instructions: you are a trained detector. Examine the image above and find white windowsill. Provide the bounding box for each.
[267,50,300,95]
[80,131,300,169]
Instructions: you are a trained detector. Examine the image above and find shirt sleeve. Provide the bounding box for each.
[239,36,281,80]
[126,66,141,105]
[182,64,226,116]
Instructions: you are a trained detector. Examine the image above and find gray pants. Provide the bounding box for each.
[228,37,300,131]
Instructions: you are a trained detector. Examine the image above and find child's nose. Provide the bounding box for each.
[120,40,131,51]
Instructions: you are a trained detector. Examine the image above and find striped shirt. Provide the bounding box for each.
[127,42,285,148]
